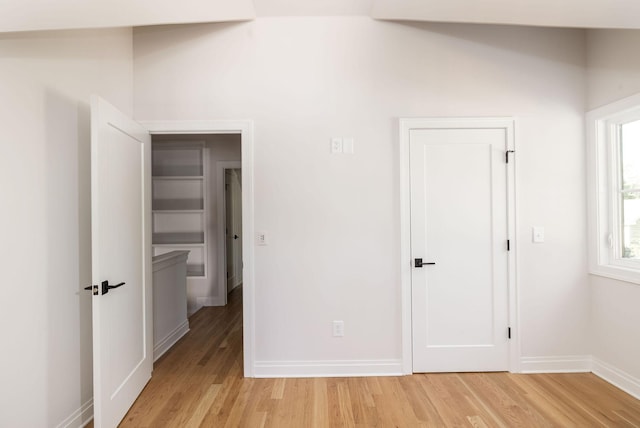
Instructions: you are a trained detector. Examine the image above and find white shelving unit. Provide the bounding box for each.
[152,142,207,278]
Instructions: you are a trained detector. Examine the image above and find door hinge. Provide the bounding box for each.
[508,327,512,339]
[507,240,510,251]
[506,150,515,163]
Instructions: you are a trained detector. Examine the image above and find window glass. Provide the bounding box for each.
[621,119,640,259]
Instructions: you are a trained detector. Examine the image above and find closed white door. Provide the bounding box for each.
[91,96,152,427]
[410,126,510,372]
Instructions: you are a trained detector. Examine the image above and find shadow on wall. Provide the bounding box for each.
[44,89,93,423]
[384,20,585,68]
[133,21,250,59]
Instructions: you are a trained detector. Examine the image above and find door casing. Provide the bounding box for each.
[399,117,519,374]
[141,120,255,377]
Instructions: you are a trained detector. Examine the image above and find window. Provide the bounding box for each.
[587,93,640,284]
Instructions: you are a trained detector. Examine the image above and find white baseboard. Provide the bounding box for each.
[592,358,640,400]
[196,296,225,307]
[520,355,592,373]
[254,359,403,378]
[55,398,93,428]
[154,320,190,362]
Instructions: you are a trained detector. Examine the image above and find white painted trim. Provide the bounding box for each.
[254,359,403,378]
[592,357,640,400]
[399,119,413,375]
[153,320,190,362]
[399,117,519,374]
[55,398,93,428]
[507,119,521,373]
[520,356,592,373]
[140,119,256,377]
[217,160,242,305]
[586,93,640,285]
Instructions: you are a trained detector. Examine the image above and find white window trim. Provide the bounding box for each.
[587,92,640,285]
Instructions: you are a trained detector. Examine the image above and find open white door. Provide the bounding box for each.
[90,96,152,427]
[226,168,243,293]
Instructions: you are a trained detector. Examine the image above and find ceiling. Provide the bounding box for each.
[371,0,640,29]
[0,0,639,33]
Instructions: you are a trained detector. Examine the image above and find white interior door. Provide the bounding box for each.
[91,96,152,427]
[225,169,234,291]
[410,126,510,372]
[225,168,243,293]
[230,169,243,288]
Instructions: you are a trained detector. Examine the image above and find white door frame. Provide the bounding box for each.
[217,160,242,305]
[140,120,256,377]
[399,117,519,374]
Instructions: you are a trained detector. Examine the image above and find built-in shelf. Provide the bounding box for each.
[152,166,203,176]
[187,264,205,277]
[152,175,204,180]
[152,145,203,177]
[153,199,204,211]
[152,141,208,278]
[153,232,204,245]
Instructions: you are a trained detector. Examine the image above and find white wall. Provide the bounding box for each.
[134,18,589,372]
[587,30,640,110]
[586,29,640,387]
[0,28,133,427]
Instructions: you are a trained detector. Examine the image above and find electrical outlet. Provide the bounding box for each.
[332,320,344,337]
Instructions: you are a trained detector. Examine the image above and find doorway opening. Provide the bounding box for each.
[144,120,255,378]
[151,134,242,314]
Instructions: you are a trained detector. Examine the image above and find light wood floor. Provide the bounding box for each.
[98,287,640,427]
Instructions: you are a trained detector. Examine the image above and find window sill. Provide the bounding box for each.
[589,265,640,285]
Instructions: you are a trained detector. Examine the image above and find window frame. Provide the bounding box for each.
[587,92,640,284]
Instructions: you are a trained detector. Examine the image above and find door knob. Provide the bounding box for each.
[414,258,436,268]
[234,234,239,239]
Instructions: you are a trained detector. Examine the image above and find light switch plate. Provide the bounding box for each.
[330,138,343,154]
[532,227,544,243]
[332,320,344,337]
[342,137,354,154]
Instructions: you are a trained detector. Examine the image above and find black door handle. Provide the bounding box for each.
[101,280,125,294]
[84,280,125,295]
[414,258,436,268]
[234,234,239,239]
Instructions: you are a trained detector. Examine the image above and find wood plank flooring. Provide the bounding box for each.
[98,287,640,427]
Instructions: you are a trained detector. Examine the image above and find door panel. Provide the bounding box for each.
[410,128,509,372]
[231,169,243,287]
[91,96,152,427]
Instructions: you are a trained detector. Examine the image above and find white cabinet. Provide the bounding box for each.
[152,142,207,277]
[152,250,190,361]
